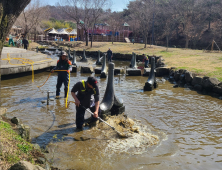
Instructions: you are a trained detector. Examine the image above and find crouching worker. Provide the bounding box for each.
[71,77,101,130]
[143,54,149,68]
[51,51,72,98]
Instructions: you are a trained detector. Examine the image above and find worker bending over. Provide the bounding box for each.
[71,77,101,130]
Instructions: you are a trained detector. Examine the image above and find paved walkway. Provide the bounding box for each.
[1,47,57,75]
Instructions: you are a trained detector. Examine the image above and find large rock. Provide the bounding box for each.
[202,77,220,91]
[156,67,170,77]
[185,71,193,83]
[169,69,175,77]
[213,86,222,95]
[174,70,180,81]
[11,117,20,125]
[179,69,186,74]
[9,161,45,170]
[194,84,203,91]
[156,57,165,67]
[192,76,203,86]
[16,124,30,141]
[80,66,93,73]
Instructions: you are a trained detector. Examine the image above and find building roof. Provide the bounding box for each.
[58,28,69,35]
[12,25,23,30]
[123,22,130,27]
[48,28,58,34]
[69,29,77,35]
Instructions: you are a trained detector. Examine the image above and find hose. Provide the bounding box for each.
[2,53,52,82]
[38,70,71,108]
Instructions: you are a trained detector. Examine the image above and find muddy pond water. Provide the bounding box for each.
[1,60,222,170]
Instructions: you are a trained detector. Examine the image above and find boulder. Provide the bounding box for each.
[174,71,180,81]
[202,77,220,91]
[80,66,93,73]
[194,84,203,91]
[213,86,222,95]
[9,161,45,170]
[169,76,174,81]
[169,69,175,77]
[11,117,20,125]
[185,71,193,83]
[192,76,203,86]
[156,57,165,68]
[17,124,30,141]
[156,67,170,77]
[180,73,185,81]
[179,69,186,74]
[218,82,222,87]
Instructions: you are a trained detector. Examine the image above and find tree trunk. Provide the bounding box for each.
[91,33,93,47]
[0,0,31,106]
[208,20,211,31]
[85,30,88,46]
[91,25,95,48]
[144,35,147,48]
[166,35,169,51]
[185,34,189,48]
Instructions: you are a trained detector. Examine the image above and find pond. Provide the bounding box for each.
[1,60,222,170]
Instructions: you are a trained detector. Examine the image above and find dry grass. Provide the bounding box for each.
[30,41,222,81]
[0,119,44,169]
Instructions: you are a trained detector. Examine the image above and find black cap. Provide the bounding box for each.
[87,77,98,88]
[60,51,67,57]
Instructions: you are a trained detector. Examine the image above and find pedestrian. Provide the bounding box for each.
[51,51,72,98]
[143,54,149,68]
[107,47,113,62]
[71,77,101,130]
[8,33,15,46]
[132,38,135,44]
[22,37,29,50]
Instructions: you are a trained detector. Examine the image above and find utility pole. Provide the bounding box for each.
[152,0,155,45]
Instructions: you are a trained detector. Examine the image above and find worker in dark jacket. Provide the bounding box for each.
[22,37,29,50]
[107,48,113,62]
[71,77,100,130]
[51,51,72,98]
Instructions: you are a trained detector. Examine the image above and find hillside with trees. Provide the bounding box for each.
[13,0,222,49]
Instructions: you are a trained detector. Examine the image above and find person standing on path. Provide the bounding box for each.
[22,37,29,50]
[8,33,15,46]
[71,77,101,130]
[51,51,72,98]
[107,48,113,62]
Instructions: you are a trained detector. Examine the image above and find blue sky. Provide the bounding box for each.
[40,0,131,12]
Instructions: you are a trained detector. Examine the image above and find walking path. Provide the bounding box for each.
[1,47,57,76]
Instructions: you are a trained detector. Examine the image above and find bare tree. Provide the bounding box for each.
[201,0,221,31]
[15,0,48,38]
[90,0,111,47]
[127,6,141,44]
[156,0,179,50]
[58,0,110,46]
[0,0,31,106]
[172,0,203,48]
[128,0,154,48]
[108,12,123,44]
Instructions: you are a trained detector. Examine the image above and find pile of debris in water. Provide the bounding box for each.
[91,114,159,155]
